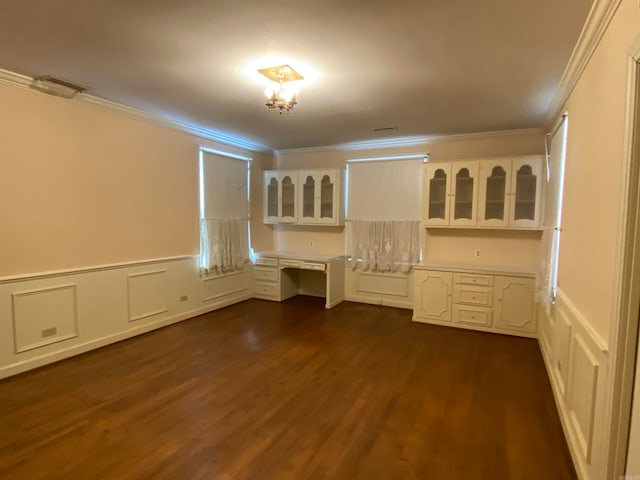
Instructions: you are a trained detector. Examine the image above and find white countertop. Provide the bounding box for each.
[256,251,345,262]
[415,262,536,278]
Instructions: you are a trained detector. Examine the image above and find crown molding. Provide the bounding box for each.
[0,68,268,153]
[544,0,623,129]
[275,127,543,156]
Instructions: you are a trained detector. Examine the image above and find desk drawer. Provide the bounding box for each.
[254,267,279,283]
[453,305,492,327]
[254,282,279,299]
[255,257,278,267]
[453,272,493,286]
[453,285,493,307]
[280,259,303,269]
[301,262,325,272]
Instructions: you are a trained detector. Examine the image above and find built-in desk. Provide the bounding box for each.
[253,252,345,309]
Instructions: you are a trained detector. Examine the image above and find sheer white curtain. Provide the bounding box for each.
[200,150,250,274]
[537,115,568,311]
[346,157,423,272]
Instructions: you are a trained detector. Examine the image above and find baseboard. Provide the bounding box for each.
[345,294,412,310]
[0,291,251,380]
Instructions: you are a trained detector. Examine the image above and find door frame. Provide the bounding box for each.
[605,36,640,478]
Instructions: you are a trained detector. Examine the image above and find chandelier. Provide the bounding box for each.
[258,64,304,114]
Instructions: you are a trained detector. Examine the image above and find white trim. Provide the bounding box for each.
[544,0,623,129]
[557,288,608,353]
[0,255,196,285]
[275,128,544,155]
[0,68,267,152]
[603,36,640,479]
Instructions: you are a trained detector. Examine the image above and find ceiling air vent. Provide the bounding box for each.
[30,76,86,99]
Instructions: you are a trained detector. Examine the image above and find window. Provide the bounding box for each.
[199,149,251,274]
[541,114,568,305]
[345,155,425,272]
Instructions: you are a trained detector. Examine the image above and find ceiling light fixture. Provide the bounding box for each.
[258,64,303,114]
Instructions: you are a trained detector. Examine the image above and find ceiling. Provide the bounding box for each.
[0,0,593,151]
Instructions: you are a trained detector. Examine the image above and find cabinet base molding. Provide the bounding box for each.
[411,314,537,338]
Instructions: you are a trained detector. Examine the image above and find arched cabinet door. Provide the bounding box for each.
[279,172,298,223]
[263,171,281,224]
[424,164,452,226]
[478,159,512,228]
[450,162,479,226]
[508,158,543,228]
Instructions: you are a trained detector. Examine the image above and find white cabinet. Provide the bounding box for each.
[424,162,479,227]
[413,266,536,338]
[298,170,343,225]
[476,155,544,228]
[494,275,536,334]
[264,169,343,226]
[425,155,543,229]
[264,171,298,224]
[413,270,452,322]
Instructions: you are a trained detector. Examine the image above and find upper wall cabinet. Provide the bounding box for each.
[424,155,543,229]
[477,156,543,228]
[424,162,479,227]
[264,169,344,226]
[264,170,298,223]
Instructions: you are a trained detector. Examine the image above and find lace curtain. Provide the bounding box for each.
[346,220,420,273]
[200,218,249,274]
[536,226,559,314]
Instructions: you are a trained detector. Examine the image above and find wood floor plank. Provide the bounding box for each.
[0,297,576,479]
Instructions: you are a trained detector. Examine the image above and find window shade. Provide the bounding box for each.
[347,158,424,221]
[201,151,249,220]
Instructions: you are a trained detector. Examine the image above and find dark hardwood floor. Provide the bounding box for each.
[0,297,576,479]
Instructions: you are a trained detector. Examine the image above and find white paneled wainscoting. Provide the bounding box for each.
[0,255,252,379]
[345,269,414,309]
[538,288,610,480]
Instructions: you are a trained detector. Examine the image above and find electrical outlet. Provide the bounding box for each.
[41,327,57,338]
[474,249,481,257]
[179,295,188,302]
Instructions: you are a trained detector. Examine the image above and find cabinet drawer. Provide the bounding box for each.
[453,272,493,286]
[301,262,326,272]
[255,257,278,267]
[254,282,279,298]
[280,259,303,269]
[453,285,493,307]
[453,305,492,327]
[254,267,279,283]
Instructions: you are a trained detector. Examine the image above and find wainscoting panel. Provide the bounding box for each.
[127,270,168,322]
[0,256,253,379]
[538,288,609,480]
[345,269,413,309]
[567,334,600,462]
[553,308,573,397]
[12,284,78,353]
[202,270,251,302]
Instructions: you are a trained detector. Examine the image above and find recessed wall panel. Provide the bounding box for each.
[127,270,168,322]
[12,284,79,353]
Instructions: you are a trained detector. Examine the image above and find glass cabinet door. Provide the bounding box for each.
[320,175,334,219]
[267,177,279,218]
[425,165,450,225]
[281,174,296,221]
[450,162,479,226]
[509,158,542,227]
[513,165,537,221]
[484,166,507,221]
[302,175,315,220]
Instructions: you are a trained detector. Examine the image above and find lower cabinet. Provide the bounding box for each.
[413,267,536,337]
